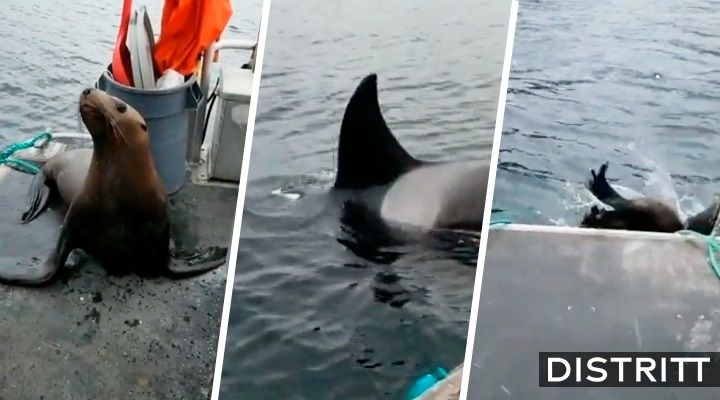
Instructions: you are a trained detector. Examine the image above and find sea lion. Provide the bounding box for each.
[581,162,720,234]
[0,88,225,285]
[333,73,489,232]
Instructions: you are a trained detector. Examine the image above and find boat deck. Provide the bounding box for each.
[468,224,720,399]
[0,138,236,399]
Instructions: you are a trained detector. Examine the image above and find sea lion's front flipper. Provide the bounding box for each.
[587,162,633,210]
[0,224,72,285]
[21,171,52,223]
[686,200,720,235]
[167,246,228,278]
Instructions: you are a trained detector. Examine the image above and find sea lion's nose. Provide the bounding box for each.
[82,88,92,97]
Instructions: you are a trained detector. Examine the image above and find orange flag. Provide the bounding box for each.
[153,0,233,77]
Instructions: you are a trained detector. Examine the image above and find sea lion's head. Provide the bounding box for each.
[580,205,630,229]
[79,88,149,148]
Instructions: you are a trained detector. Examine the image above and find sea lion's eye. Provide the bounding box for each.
[140,123,147,131]
[116,102,127,113]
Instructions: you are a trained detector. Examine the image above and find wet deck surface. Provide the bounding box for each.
[469,225,720,400]
[0,166,235,399]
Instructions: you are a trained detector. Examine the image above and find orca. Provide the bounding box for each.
[333,74,489,232]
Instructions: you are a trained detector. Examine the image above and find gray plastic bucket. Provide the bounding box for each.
[96,70,202,194]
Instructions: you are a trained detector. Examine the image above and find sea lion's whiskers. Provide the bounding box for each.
[75,108,85,134]
[104,112,128,145]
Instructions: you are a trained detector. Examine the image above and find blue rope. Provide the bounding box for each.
[0,132,52,174]
[406,367,449,400]
[679,230,720,282]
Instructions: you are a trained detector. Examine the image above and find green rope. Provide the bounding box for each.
[679,230,720,282]
[490,212,513,228]
[490,218,512,227]
[0,132,52,174]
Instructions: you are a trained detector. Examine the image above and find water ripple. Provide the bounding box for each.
[495,0,720,225]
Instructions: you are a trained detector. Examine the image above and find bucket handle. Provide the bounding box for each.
[96,73,108,91]
[186,83,203,109]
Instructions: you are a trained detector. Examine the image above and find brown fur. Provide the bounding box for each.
[580,199,684,232]
[73,89,170,276]
[579,162,715,234]
[0,89,171,285]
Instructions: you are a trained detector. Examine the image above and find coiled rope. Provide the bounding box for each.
[679,230,720,282]
[0,132,52,174]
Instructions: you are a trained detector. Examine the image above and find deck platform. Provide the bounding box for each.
[469,224,720,399]
[0,151,235,399]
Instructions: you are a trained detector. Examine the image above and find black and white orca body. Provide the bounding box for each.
[333,74,489,232]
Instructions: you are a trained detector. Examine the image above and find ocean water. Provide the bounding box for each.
[220,0,511,398]
[0,0,260,146]
[493,0,720,226]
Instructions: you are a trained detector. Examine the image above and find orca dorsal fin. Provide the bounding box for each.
[333,73,421,189]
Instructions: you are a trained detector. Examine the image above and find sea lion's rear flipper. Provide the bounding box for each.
[21,171,52,223]
[686,200,720,235]
[167,246,228,278]
[0,224,72,285]
[333,73,422,189]
[587,162,633,209]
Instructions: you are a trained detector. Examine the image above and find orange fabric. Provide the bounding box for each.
[153,0,233,76]
[112,0,134,86]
